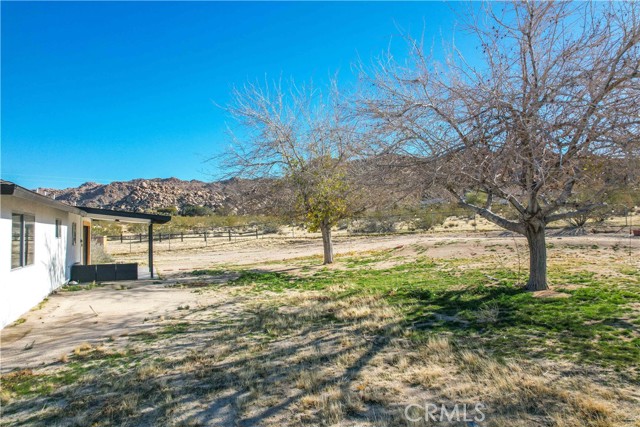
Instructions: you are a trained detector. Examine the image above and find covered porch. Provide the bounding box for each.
[74,207,171,281]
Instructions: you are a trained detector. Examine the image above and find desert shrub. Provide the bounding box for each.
[607,189,640,210]
[152,214,284,234]
[492,203,521,220]
[181,205,215,217]
[92,220,123,237]
[126,223,149,234]
[336,219,350,230]
[349,218,397,234]
[558,206,611,227]
[410,212,446,231]
[464,191,488,206]
[566,213,591,228]
[157,206,178,215]
[260,223,281,234]
[91,243,114,264]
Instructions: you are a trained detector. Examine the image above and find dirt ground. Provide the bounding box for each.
[109,230,639,275]
[1,231,639,426]
[0,276,233,372]
[2,231,637,372]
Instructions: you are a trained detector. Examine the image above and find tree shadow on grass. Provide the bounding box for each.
[4,268,638,426]
[1,288,401,427]
[404,281,639,380]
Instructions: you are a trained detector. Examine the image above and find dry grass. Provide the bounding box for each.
[3,290,636,427]
[2,238,638,426]
[72,342,93,356]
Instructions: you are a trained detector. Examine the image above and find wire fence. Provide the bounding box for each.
[105,228,264,244]
[101,211,477,244]
[95,210,639,256]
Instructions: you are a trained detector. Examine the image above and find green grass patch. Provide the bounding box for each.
[190,269,228,276]
[234,257,640,371]
[34,298,48,310]
[341,250,394,268]
[9,318,26,327]
[62,282,108,292]
[231,271,304,292]
[2,347,143,405]
[2,367,83,398]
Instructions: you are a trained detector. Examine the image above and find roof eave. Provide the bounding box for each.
[77,207,171,224]
[2,184,87,216]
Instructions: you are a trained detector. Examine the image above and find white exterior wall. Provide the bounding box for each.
[66,212,85,270]
[0,196,86,328]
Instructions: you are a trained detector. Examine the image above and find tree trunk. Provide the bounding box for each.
[525,222,548,291]
[320,223,334,264]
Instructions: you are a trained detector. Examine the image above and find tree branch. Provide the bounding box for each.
[541,178,576,216]
[544,204,606,224]
[448,188,525,234]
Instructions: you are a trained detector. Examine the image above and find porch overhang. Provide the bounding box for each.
[76,207,171,224]
[77,207,171,279]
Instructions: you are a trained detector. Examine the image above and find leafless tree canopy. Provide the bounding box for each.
[223,80,356,178]
[223,79,372,263]
[359,1,640,289]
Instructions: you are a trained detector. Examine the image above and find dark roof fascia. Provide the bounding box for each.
[78,206,171,224]
[1,182,16,195]
[1,181,87,216]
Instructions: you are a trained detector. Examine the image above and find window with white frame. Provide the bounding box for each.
[11,213,35,269]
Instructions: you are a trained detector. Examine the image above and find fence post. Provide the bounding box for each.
[625,208,629,227]
[181,232,184,242]
[228,230,232,241]
[139,233,142,243]
[159,233,162,243]
[120,233,123,243]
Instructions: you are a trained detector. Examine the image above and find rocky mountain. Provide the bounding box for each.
[35,177,279,215]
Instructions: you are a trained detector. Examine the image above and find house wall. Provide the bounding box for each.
[0,196,87,328]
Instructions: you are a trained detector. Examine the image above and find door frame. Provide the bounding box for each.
[82,221,91,265]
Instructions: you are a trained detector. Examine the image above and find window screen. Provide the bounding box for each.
[11,213,35,268]
[24,215,35,265]
[55,219,62,238]
[11,214,21,269]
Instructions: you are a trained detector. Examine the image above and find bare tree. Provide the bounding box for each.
[360,1,640,290]
[222,79,363,264]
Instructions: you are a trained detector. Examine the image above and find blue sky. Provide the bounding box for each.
[1,1,469,189]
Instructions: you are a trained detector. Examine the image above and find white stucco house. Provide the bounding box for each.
[1,180,170,328]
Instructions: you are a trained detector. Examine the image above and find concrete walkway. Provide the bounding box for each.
[0,277,223,372]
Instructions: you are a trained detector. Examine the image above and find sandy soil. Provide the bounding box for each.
[2,231,637,374]
[0,276,231,372]
[111,231,639,275]
[2,231,639,426]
